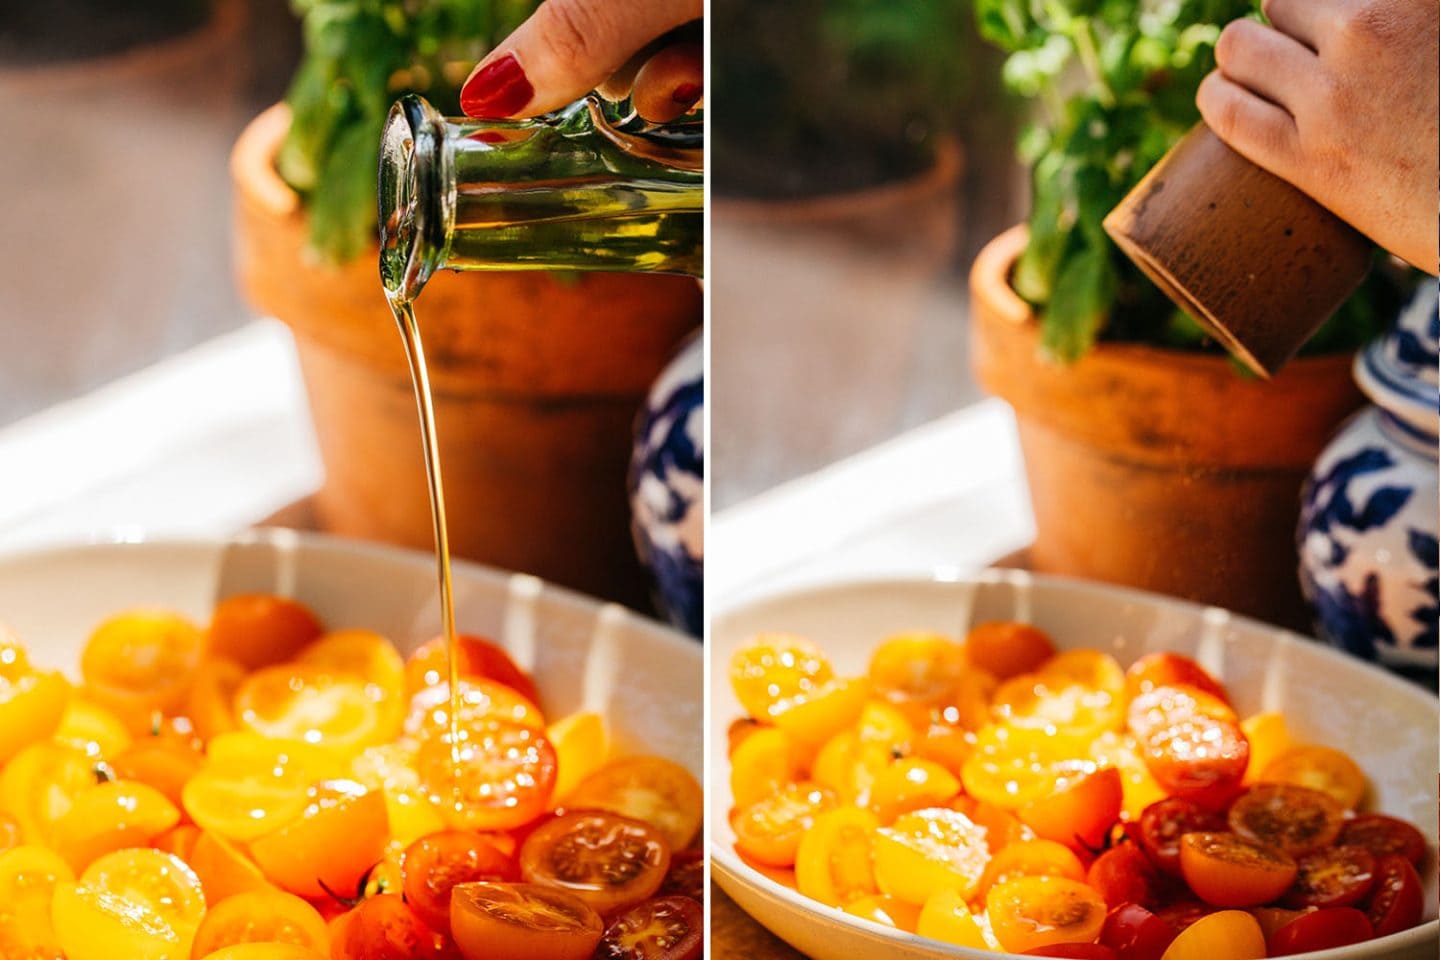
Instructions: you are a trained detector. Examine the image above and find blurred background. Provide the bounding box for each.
[0,0,299,424]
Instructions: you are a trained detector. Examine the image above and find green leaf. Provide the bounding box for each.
[1039,237,1116,361]
[307,117,383,263]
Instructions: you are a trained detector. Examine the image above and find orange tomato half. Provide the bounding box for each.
[190,888,330,956]
[80,610,204,733]
[963,622,1057,681]
[1178,833,1298,908]
[250,780,390,899]
[1017,766,1122,851]
[449,882,604,960]
[987,875,1107,953]
[206,594,323,671]
[562,755,703,850]
[1259,746,1367,810]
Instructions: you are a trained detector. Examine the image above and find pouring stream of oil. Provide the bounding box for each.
[390,296,466,803]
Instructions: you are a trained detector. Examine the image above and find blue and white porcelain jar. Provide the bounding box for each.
[629,334,703,637]
[1298,283,1438,682]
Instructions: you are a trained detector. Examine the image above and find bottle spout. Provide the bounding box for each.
[379,94,451,304]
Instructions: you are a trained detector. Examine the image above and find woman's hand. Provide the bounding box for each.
[1197,0,1439,273]
[460,0,702,123]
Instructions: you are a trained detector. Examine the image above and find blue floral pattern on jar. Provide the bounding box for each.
[1299,283,1438,684]
[629,334,703,636]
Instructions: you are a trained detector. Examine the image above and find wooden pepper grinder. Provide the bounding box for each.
[1104,124,1372,377]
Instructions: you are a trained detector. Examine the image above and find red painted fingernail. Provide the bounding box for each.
[672,82,702,105]
[460,53,533,118]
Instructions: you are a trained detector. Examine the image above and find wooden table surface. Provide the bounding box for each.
[712,881,809,960]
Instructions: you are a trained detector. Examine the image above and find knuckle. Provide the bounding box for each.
[535,0,617,67]
[1333,0,1395,46]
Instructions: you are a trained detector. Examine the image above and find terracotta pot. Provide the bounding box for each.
[1105,125,1371,378]
[232,105,701,608]
[711,141,964,504]
[0,0,248,421]
[971,225,1365,629]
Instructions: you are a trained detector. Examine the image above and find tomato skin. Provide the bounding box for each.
[333,894,457,960]
[1141,717,1247,811]
[1285,845,1376,909]
[1019,766,1123,852]
[1336,814,1427,866]
[1153,900,1214,935]
[595,895,703,960]
[405,634,539,706]
[988,876,1109,954]
[1259,746,1366,810]
[1226,784,1344,857]
[1125,654,1228,705]
[1178,833,1297,908]
[1159,910,1266,960]
[1135,798,1228,876]
[1089,844,1162,910]
[1101,904,1179,960]
[208,594,323,671]
[963,622,1057,680]
[1365,854,1423,937]
[519,811,671,917]
[402,831,520,935]
[1267,907,1373,956]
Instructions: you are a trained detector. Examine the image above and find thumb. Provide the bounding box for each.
[460,0,702,118]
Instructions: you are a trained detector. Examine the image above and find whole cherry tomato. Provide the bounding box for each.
[1268,908,1373,956]
[1100,903,1178,960]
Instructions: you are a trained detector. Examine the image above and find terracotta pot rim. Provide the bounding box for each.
[0,0,245,91]
[713,137,964,226]
[971,224,1357,375]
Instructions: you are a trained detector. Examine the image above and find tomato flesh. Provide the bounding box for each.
[520,811,671,917]
[1285,844,1376,908]
[595,895,702,960]
[403,830,520,934]
[1178,833,1296,908]
[1336,814,1427,866]
[449,881,604,960]
[1135,798,1228,876]
[1365,854,1423,937]
[1227,784,1344,857]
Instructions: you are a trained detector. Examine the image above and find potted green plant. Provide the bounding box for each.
[968,0,1414,627]
[231,0,701,607]
[710,0,974,501]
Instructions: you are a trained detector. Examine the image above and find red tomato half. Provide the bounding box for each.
[1088,844,1162,909]
[403,831,520,934]
[1286,845,1376,909]
[333,893,460,960]
[595,895,703,960]
[1365,854,1423,937]
[1337,814,1427,866]
[1135,798,1228,876]
[1268,908,1373,956]
[519,811,671,917]
[1100,903,1178,960]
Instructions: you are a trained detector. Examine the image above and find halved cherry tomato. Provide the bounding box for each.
[1337,814,1426,866]
[54,697,132,759]
[1286,845,1376,908]
[0,845,73,957]
[0,741,106,844]
[520,811,670,917]
[963,622,1057,680]
[1259,746,1366,810]
[994,650,1126,736]
[1178,833,1297,908]
[967,799,1032,853]
[961,724,1097,810]
[1248,907,1308,940]
[1127,685,1236,739]
[1134,797,1228,876]
[1267,907,1372,956]
[0,812,20,853]
[1153,900,1214,935]
[1101,903,1179,960]
[200,945,327,960]
[1025,946,1118,960]
[297,629,405,695]
[733,781,836,868]
[867,633,967,704]
[185,657,246,742]
[1226,784,1344,857]
[403,830,519,933]
[250,780,390,899]
[794,806,879,907]
[109,736,205,809]
[1088,842,1162,909]
[1091,732,1168,822]
[1238,713,1291,784]
[594,895,702,960]
[657,848,703,902]
[1019,766,1122,851]
[843,894,921,932]
[190,888,330,955]
[870,758,961,824]
[236,666,400,756]
[1125,654,1228,705]
[417,719,558,832]
[727,717,764,756]
[1364,854,1423,937]
[50,779,180,871]
[334,892,458,959]
[182,734,348,842]
[81,610,204,733]
[1159,910,1265,960]
[988,875,1107,953]
[207,594,323,670]
[562,756,703,850]
[916,888,990,949]
[980,838,1086,896]
[1140,716,1248,811]
[728,727,805,809]
[0,664,70,766]
[405,633,539,705]
[407,678,546,738]
[770,677,871,749]
[729,634,833,720]
[449,881,604,960]
[547,711,609,802]
[873,807,990,904]
[53,849,206,960]
[188,829,270,904]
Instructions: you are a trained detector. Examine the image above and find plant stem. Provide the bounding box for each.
[1073,18,1114,108]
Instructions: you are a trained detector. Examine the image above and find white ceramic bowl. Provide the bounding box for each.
[711,570,1438,960]
[0,530,702,780]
